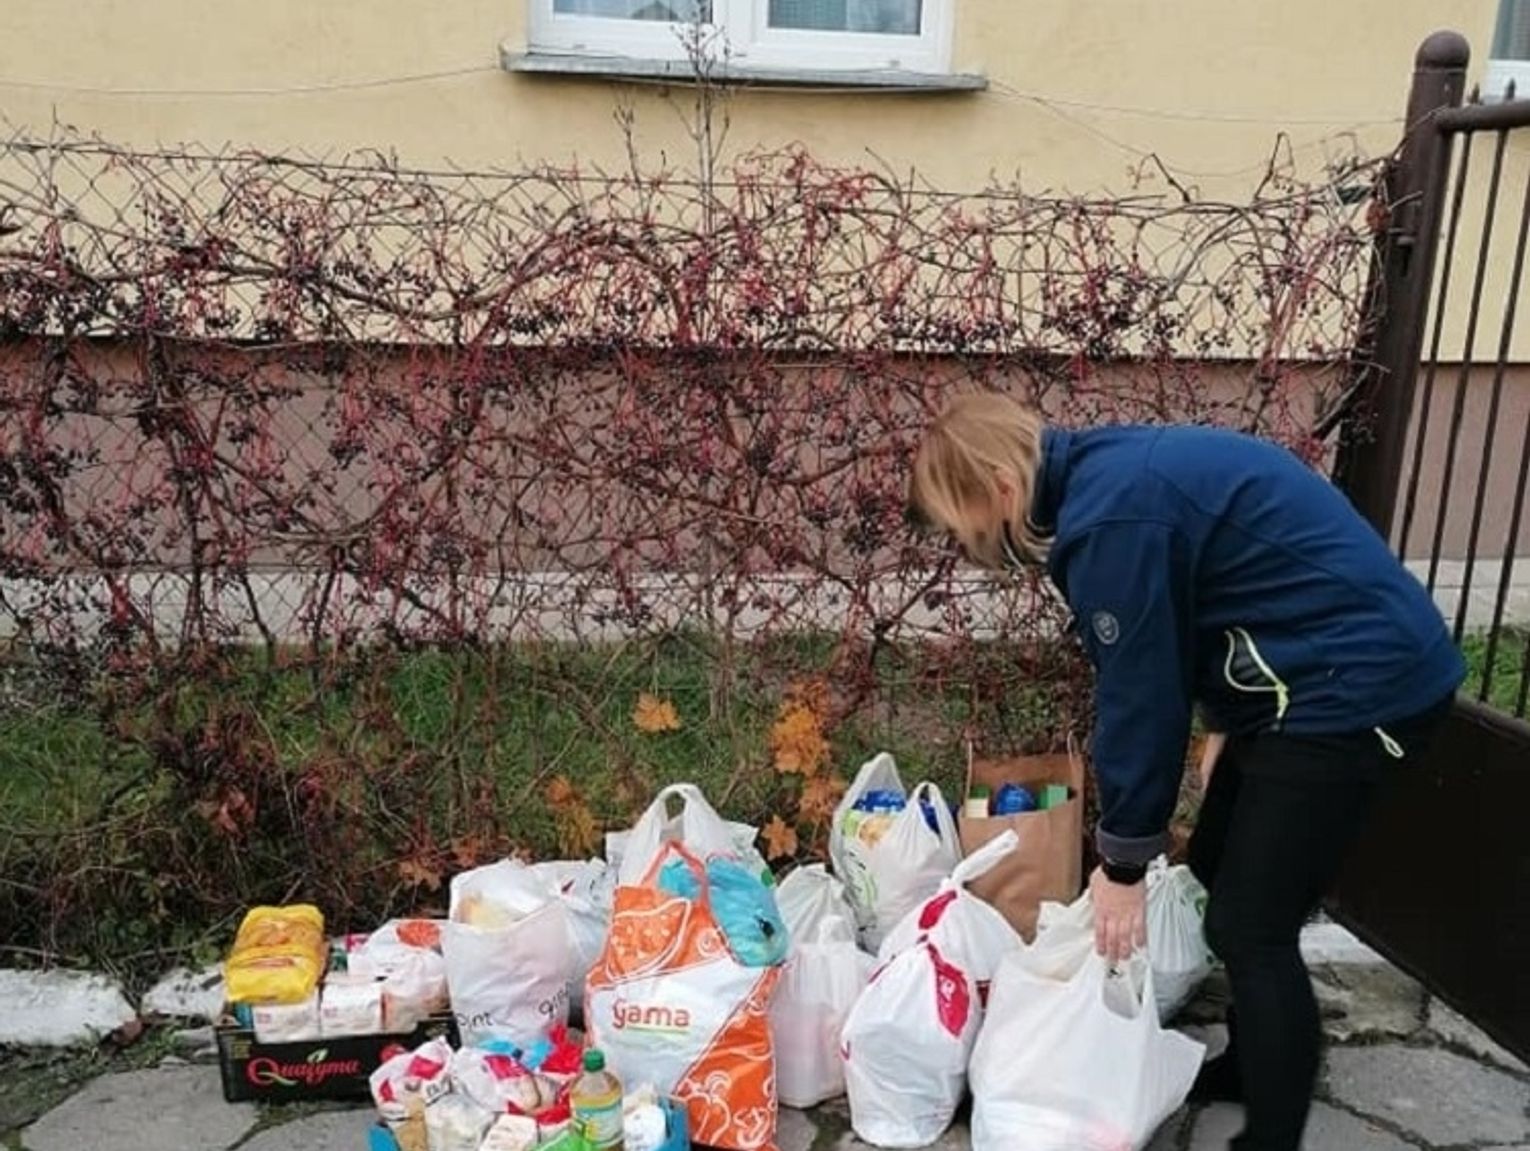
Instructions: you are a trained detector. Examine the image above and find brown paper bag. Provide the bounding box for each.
[957,739,1086,942]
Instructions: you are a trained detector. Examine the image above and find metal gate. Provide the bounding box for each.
[1332,31,1530,1062]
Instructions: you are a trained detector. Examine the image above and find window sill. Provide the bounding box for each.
[1483,59,1530,102]
[501,46,987,91]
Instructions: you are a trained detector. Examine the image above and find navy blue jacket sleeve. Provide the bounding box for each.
[1057,521,1194,867]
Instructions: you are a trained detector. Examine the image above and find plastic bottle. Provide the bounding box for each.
[570,1049,623,1149]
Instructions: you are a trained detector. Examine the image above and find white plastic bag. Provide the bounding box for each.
[970,951,1204,1151]
[770,916,876,1109]
[878,829,1023,996]
[842,937,979,1148]
[608,783,767,887]
[831,753,961,950]
[441,861,574,1045]
[775,863,857,944]
[1144,861,1214,1021]
[529,859,614,1017]
[831,752,904,936]
[1027,860,1214,1023]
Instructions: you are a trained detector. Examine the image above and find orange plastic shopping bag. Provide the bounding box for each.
[585,844,781,1151]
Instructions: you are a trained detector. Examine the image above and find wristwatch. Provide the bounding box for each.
[1101,858,1147,885]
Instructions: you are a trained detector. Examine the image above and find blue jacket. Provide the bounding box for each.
[1032,424,1465,866]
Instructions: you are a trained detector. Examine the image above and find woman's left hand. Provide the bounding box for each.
[1090,866,1147,964]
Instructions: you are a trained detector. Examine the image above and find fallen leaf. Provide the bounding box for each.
[397,857,443,892]
[799,774,846,823]
[762,814,799,861]
[633,693,682,733]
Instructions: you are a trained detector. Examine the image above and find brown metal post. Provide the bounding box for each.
[1336,31,1470,536]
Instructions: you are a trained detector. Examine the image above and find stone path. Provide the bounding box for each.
[6,928,1527,1151]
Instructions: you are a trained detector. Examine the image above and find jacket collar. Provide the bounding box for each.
[1030,425,1071,537]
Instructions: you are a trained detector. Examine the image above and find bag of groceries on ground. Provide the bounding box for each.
[607,782,769,888]
[441,860,574,1046]
[877,829,1024,1004]
[770,864,874,1109]
[529,858,614,1020]
[586,842,784,1151]
[831,753,960,950]
[970,944,1204,1151]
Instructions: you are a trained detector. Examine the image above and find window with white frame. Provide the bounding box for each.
[528,0,952,75]
[1488,0,1530,99]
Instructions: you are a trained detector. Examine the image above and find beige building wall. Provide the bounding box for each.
[0,0,1499,198]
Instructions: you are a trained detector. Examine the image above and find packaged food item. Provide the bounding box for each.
[479,1114,539,1151]
[450,1044,566,1120]
[350,921,447,979]
[570,1049,623,1149]
[370,1037,454,1129]
[396,1080,428,1151]
[225,905,327,1005]
[321,974,387,1037]
[992,783,1038,815]
[963,786,992,819]
[621,1084,668,1151]
[424,1094,494,1151]
[380,949,449,1032]
[251,991,321,1042]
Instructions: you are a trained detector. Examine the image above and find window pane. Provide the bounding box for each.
[554,0,711,21]
[767,0,921,35]
[1495,0,1530,59]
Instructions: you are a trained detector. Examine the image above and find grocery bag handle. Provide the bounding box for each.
[951,828,1019,887]
[640,841,712,902]
[908,780,959,847]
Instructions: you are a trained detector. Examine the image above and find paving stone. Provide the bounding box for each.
[777,1107,819,1151]
[1326,1045,1530,1147]
[22,1065,257,1151]
[1311,964,1425,1042]
[1427,999,1530,1074]
[1191,1101,1420,1150]
[141,966,224,1024]
[238,1108,372,1151]
[0,969,137,1047]
[1299,922,1384,966]
[837,1123,970,1149]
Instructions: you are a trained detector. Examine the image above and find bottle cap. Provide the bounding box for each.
[583,1048,606,1073]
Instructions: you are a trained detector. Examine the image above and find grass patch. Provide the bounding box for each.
[1460,630,1528,715]
[0,631,1083,982]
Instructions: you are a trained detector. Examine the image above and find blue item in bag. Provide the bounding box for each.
[993,783,1038,815]
[657,856,789,968]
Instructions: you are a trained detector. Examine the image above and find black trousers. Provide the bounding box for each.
[1187,702,1449,1151]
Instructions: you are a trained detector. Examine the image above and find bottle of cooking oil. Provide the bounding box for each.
[570,1048,623,1149]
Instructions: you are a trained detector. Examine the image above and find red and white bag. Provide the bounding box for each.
[841,939,979,1148]
[877,829,1023,1003]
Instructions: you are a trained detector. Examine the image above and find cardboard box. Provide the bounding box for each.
[216,1011,455,1104]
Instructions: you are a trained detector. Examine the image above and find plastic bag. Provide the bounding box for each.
[657,855,789,968]
[1144,860,1214,1021]
[370,1037,455,1124]
[770,916,876,1109]
[832,755,960,949]
[530,860,614,1017]
[586,844,782,1151]
[608,783,767,888]
[841,937,979,1148]
[775,863,856,943]
[425,1094,495,1151]
[877,829,1023,1001]
[969,951,1204,1151]
[442,860,574,1045]
[225,904,326,1005]
[1027,860,1214,1024]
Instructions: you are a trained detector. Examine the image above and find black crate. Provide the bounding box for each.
[215,1013,455,1104]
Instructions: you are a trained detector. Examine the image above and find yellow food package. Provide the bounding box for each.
[225,904,327,1005]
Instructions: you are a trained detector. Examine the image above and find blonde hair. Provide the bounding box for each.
[909,391,1049,568]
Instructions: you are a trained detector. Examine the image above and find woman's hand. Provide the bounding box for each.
[1199,731,1227,790]
[1090,866,1147,964]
